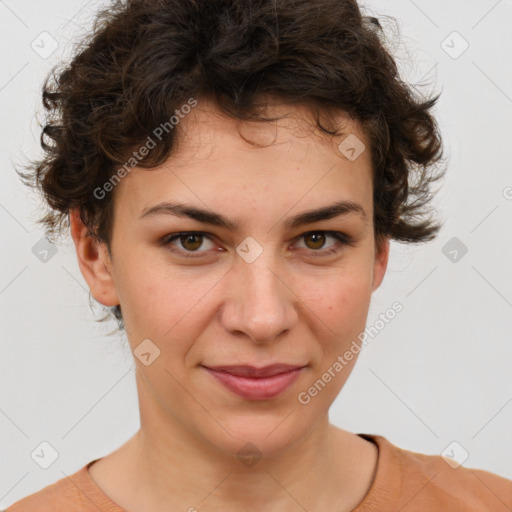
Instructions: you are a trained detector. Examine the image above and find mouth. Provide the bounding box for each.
[201,364,307,400]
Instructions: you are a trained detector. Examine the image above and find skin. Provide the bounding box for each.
[70,97,390,512]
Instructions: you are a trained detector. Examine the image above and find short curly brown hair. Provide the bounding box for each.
[19,0,445,326]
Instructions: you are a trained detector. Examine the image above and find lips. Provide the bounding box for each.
[204,364,305,378]
[202,363,306,400]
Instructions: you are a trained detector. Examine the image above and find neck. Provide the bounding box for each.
[90,373,378,512]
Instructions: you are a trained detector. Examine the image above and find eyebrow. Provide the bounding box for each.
[139,200,367,231]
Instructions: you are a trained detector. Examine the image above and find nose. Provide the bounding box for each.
[219,253,298,344]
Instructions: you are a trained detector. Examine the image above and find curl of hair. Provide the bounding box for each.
[18,0,446,327]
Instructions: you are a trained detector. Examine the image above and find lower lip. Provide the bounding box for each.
[203,367,305,400]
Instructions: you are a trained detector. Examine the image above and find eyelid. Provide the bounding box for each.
[161,231,218,257]
[161,230,354,258]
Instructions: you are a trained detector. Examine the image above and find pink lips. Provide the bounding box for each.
[202,364,306,400]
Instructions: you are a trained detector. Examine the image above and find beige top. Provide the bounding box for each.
[5,433,512,511]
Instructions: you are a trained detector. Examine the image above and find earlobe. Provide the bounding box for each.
[372,237,390,292]
[69,208,119,307]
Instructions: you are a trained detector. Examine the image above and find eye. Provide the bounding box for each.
[161,230,353,258]
[162,232,217,257]
[293,231,353,257]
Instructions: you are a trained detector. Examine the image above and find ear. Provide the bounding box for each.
[69,208,119,307]
[371,237,390,292]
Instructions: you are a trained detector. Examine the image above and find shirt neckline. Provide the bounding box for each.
[351,433,402,511]
[78,433,401,512]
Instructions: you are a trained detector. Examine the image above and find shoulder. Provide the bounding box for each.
[3,461,113,512]
[372,434,512,511]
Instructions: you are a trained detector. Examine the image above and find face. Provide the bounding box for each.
[72,98,389,460]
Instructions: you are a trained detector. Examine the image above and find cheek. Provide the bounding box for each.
[296,266,374,366]
[110,253,177,333]
[299,264,374,328]
[301,274,373,400]
[331,288,372,350]
[114,242,374,344]
[114,254,221,344]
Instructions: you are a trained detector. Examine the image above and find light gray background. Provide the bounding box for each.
[1,0,511,508]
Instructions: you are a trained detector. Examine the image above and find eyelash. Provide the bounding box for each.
[161,230,354,259]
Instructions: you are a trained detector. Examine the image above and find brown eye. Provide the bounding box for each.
[294,231,352,257]
[162,230,352,260]
[163,232,216,256]
[303,232,327,250]
[179,233,204,251]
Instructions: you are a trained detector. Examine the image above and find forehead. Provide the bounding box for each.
[173,98,369,162]
[113,98,374,224]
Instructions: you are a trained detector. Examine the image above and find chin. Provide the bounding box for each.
[199,410,318,463]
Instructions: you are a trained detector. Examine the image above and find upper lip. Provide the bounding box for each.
[203,364,306,378]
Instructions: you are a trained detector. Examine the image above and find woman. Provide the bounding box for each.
[7,0,512,510]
